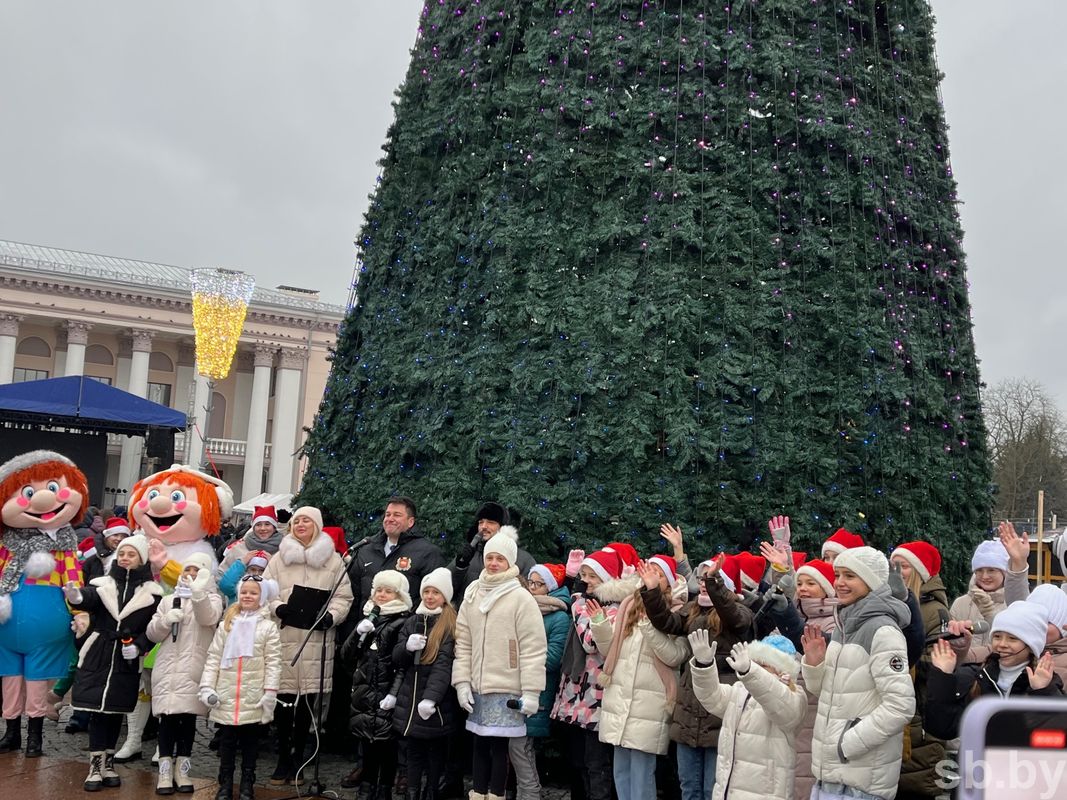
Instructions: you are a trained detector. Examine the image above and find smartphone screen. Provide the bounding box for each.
[960,708,1067,799]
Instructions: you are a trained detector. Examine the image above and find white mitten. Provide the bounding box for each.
[191,569,212,594]
[258,691,277,720]
[121,643,139,660]
[173,581,194,600]
[379,694,397,711]
[520,694,539,717]
[355,618,375,635]
[417,700,437,720]
[164,607,184,626]
[455,683,474,713]
[62,581,83,605]
[406,633,427,652]
[198,687,220,707]
[726,642,751,675]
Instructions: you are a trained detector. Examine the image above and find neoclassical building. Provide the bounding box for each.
[0,239,345,507]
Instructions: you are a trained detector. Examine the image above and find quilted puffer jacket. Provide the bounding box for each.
[691,658,808,800]
[201,607,282,727]
[801,585,915,800]
[341,605,410,741]
[391,612,458,739]
[145,588,224,716]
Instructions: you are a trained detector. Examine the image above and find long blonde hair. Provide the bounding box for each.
[621,584,671,640]
[421,604,458,665]
[222,601,243,631]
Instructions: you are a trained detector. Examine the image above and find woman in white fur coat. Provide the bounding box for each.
[453,533,547,800]
[689,630,808,800]
[261,506,353,786]
[145,552,225,794]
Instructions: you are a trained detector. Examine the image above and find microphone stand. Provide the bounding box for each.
[275,539,370,800]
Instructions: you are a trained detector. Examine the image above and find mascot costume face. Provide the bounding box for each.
[0,450,87,752]
[129,464,232,587]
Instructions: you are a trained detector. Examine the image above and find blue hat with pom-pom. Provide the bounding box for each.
[747,633,800,678]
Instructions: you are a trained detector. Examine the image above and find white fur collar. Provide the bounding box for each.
[90,575,163,622]
[278,531,336,568]
[592,573,642,604]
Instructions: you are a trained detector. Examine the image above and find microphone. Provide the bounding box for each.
[506,698,540,712]
[359,605,381,646]
[347,535,375,554]
[933,620,991,642]
[171,596,181,642]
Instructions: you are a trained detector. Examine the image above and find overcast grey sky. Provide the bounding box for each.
[1,2,1064,407]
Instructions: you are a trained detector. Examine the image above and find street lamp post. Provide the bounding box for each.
[190,268,255,471]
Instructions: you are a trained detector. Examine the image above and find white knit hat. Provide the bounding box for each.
[992,601,1050,659]
[117,533,150,566]
[833,546,889,591]
[290,506,323,533]
[420,566,454,605]
[971,540,1009,573]
[1029,585,1067,632]
[484,531,518,567]
[372,569,412,610]
[528,564,560,593]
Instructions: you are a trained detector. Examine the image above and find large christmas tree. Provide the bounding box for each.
[302,0,991,582]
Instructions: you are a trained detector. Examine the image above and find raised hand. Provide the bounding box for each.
[998,522,1030,571]
[887,560,907,600]
[584,597,605,622]
[660,523,684,557]
[759,540,790,571]
[687,628,718,665]
[768,515,791,545]
[726,642,752,674]
[801,624,827,666]
[565,549,586,578]
[62,581,83,604]
[148,537,168,570]
[942,620,974,655]
[930,638,957,674]
[1028,652,1055,690]
[638,561,662,591]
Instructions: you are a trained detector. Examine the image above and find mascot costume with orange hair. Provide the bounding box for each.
[109,463,232,762]
[0,450,88,758]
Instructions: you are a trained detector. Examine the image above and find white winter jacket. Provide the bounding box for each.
[591,616,687,755]
[802,586,915,800]
[691,658,808,800]
[146,589,224,716]
[263,531,353,694]
[452,567,547,698]
[201,607,282,726]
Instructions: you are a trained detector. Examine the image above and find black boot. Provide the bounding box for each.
[25,717,43,758]
[238,769,256,800]
[215,768,234,800]
[0,717,22,753]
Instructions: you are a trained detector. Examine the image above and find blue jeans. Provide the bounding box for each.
[676,743,716,800]
[612,746,657,800]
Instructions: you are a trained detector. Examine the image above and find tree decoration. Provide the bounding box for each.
[190,268,255,381]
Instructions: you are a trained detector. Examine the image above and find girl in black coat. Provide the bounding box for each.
[64,534,162,791]
[341,570,412,800]
[390,567,459,798]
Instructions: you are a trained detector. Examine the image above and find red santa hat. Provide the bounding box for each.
[821,528,865,558]
[648,555,678,588]
[78,536,97,560]
[602,542,641,568]
[796,559,836,597]
[891,541,942,583]
[322,526,347,555]
[791,551,808,571]
[580,550,624,584]
[736,552,767,590]
[103,517,131,538]
[717,554,743,595]
[248,550,271,570]
[529,563,566,593]
[251,506,279,528]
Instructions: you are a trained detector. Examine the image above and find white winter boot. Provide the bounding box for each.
[114,699,151,762]
[156,756,175,795]
[175,756,194,793]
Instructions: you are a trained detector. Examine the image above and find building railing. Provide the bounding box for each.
[107,431,271,462]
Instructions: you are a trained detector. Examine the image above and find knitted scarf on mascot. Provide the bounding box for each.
[0,450,87,754]
[129,464,233,588]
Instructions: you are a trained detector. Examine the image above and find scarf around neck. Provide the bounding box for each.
[0,524,77,596]
[222,610,260,668]
[476,565,521,613]
[242,525,284,555]
[361,597,412,618]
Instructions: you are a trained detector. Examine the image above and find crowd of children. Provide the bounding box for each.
[11,498,1067,800]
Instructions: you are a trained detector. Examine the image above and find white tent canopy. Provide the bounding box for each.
[233,492,293,516]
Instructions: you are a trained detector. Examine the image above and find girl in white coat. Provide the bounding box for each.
[145,552,224,794]
[452,533,547,800]
[688,630,808,800]
[589,558,688,800]
[200,576,282,800]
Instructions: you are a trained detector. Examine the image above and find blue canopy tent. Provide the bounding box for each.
[0,376,186,434]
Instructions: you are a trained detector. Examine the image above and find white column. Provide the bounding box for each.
[63,321,91,377]
[267,347,305,493]
[0,315,21,384]
[241,345,275,503]
[117,330,154,492]
[191,372,211,469]
[175,342,197,463]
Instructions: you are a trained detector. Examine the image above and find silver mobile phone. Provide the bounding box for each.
[951,696,1067,799]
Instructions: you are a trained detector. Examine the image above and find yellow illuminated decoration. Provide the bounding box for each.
[190,268,256,381]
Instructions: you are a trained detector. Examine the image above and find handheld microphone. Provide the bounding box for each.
[171,596,182,642]
[359,605,381,646]
[121,636,136,665]
[934,620,991,642]
[506,698,539,712]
